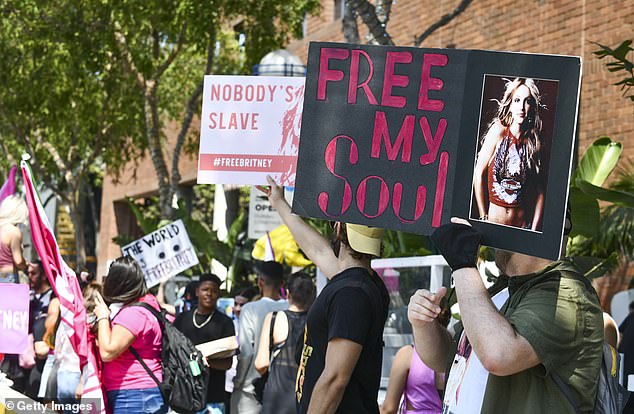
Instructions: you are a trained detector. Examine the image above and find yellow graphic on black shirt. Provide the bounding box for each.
[296,325,313,403]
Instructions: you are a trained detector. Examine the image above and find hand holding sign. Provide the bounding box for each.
[256,175,286,209]
[430,217,481,272]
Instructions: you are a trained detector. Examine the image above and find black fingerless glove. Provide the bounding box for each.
[431,222,481,272]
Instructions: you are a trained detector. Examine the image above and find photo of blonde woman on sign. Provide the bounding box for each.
[470,76,559,233]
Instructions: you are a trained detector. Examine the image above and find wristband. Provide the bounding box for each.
[96,316,109,323]
[431,222,481,272]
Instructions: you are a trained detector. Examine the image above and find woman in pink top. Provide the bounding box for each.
[93,256,166,413]
[0,196,28,283]
[381,344,443,414]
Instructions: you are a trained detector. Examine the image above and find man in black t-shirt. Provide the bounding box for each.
[261,176,390,413]
[174,273,235,412]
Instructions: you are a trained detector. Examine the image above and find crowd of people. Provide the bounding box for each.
[0,245,318,414]
[0,166,629,414]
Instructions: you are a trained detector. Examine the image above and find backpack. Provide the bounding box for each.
[553,341,629,414]
[128,302,209,414]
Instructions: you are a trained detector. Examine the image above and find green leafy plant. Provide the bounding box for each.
[569,137,623,237]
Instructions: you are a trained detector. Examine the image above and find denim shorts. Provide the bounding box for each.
[107,387,167,414]
[56,370,81,413]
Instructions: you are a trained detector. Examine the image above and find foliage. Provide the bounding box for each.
[233,0,321,71]
[569,137,623,237]
[568,162,634,269]
[565,40,634,285]
[0,0,145,268]
[104,0,320,218]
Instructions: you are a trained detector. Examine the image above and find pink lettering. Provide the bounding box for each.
[418,53,448,112]
[356,176,390,218]
[348,50,378,105]
[318,135,358,217]
[317,48,349,101]
[381,51,412,108]
[371,111,414,163]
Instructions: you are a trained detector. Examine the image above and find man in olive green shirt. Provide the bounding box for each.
[408,218,603,414]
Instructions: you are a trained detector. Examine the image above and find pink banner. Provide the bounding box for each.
[0,283,30,354]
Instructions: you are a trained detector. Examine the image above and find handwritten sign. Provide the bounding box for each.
[122,219,199,288]
[293,42,580,260]
[197,75,305,186]
[0,283,30,354]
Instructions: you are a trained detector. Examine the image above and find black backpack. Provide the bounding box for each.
[553,341,630,414]
[128,302,208,414]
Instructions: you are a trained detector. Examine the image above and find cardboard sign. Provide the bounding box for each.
[293,42,580,259]
[195,336,239,359]
[197,75,305,186]
[0,283,30,354]
[121,219,199,288]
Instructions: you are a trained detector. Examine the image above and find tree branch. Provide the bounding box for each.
[170,27,216,202]
[342,2,360,44]
[346,0,394,46]
[40,141,75,188]
[414,0,473,47]
[153,22,187,80]
[376,0,392,27]
[113,21,146,90]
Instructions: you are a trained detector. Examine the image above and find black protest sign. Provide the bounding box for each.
[293,42,580,260]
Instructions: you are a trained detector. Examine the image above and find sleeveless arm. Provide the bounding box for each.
[254,311,273,375]
[9,226,26,271]
[473,122,503,218]
[380,345,412,414]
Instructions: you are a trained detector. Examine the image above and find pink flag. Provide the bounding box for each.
[0,165,17,204]
[21,160,105,413]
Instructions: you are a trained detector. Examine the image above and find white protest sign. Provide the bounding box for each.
[121,219,199,288]
[197,75,305,186]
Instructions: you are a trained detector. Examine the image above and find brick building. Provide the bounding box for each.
[98,1,634,283]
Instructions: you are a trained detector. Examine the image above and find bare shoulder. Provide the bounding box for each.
[486,119,506,139]
[2,224,22,244]
[395,344,413,361]
[3,224,21,237]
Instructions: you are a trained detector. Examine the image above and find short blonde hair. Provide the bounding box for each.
[0,196,28,226]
